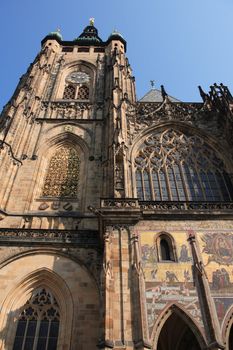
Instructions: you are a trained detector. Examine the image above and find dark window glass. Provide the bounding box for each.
[136,170,143,200]
[152,172,161,200]
[143,171,151,200]
[159,171,169,200]
[135,130,233,202]
[160,239,171,260]
[13,289,60,350]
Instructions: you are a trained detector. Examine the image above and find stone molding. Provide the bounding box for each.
[0,228,100,247]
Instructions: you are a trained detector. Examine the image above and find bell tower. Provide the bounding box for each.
[1,19,233,350]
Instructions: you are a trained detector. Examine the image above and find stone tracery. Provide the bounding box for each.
[13,288,60,350]
[135,129,233,201]
[42,145,80,198]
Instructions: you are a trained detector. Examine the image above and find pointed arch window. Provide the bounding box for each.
[42,146,80,198]
[160,239,171,260]
[158,233,176,261]
[77,85,89,100]
[135,129,233,201]
[63,85,75,99]
[13,288,60,350]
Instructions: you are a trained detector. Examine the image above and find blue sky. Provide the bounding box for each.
[0,0,233,110]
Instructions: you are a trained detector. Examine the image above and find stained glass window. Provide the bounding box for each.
[42,146,80,198]
[135,129,233,201]
[13,288,60,350]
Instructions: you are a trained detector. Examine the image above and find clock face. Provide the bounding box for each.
[66,71,90,84]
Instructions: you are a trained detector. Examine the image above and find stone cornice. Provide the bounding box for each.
[100,199,233,221]
[0,228,100,248]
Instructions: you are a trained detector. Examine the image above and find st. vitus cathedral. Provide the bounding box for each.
[0,19,233,350]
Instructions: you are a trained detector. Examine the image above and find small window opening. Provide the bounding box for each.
[160,239,171,261]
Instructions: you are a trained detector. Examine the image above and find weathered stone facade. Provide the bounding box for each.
[0,21,233,350]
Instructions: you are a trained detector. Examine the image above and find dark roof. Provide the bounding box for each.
[73,25,103,44]
[139,88,180,102]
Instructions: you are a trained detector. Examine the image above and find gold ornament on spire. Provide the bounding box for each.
[89,17,95,26]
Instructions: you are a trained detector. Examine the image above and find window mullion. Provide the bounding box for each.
[194,165,205,200]
[213,172,224,201]
[45,320,51,350]
[22,319,29,350]
[148,166,154,200]
[180,163,190,201]
[33,317,41,350]
[172,165,179,200]
[141,170,146,200]
[222,172,232,201]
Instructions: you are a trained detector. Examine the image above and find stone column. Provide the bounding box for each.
[98,226,114,349]
[130,229,152,350]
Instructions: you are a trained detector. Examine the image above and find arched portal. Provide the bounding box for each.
[229,325,233,350]
[157,312,202,350]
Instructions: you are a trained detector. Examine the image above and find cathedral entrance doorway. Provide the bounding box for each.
[157,312,201,350]
[229,324,233,350]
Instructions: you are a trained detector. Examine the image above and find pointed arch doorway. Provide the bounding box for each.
[157,312,202,350]
[229,325,233,350]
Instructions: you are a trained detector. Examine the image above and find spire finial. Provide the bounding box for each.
[89,17,95,26]
[150,80,155,89]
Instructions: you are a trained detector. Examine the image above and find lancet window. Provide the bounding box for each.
[135,129,233,201]
[13,288,60,350]
[42,146,80,198]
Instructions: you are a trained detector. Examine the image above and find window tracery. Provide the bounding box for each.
[77,85,89,100]
[63,85,75,99]
[42,146,80,198]
[13,288,60,350]
[135,129,233,201]
[62,71,90,100]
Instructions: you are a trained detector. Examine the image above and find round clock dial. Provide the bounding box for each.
[66,71,90,84]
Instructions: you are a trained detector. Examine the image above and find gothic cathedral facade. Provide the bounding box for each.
[0,21,233,350]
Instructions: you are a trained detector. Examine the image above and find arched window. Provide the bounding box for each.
[63,85,75,99]
[160,239,171,260]
[13,288,60,350]
[158,234,176,261]
[42,146,80,198]
[77,86,89,100]
[135,129,233,201]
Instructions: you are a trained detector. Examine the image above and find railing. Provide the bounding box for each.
[0,228,100,246]
[101,199,233,211]
[40,100,94,119]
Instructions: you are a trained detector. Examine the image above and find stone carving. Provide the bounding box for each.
[135,129,233,201]
[101,199,233,211]
[101,198,139,209]
[40,101,93,119]
[126,99,227,143]
[38,202,49,210]
[42,146,80,198]
[0,229,100,247]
